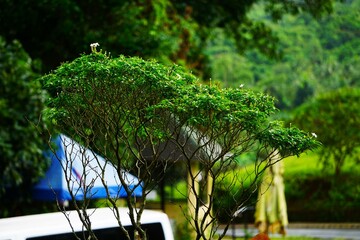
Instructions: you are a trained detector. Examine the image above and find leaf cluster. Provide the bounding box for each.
[43,52,319,166]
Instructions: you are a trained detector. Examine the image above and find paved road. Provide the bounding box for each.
[219,223,360,239]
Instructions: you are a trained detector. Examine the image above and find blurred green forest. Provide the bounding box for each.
[206,0,360,110]
[0,0,359,220]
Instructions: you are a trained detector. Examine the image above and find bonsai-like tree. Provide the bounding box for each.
[42,48,318,240]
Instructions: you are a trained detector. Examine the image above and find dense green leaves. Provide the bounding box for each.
[43,53,197,165]
[43,52,319,166]
[0,37,48,216]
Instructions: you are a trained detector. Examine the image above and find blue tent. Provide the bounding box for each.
[33,134,142,202]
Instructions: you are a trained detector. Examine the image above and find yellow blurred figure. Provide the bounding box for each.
[254,154,288,236]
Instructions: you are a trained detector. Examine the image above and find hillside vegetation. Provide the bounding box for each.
[206,0,360,110]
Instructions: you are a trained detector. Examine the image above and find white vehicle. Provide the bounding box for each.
[0,207,174,240]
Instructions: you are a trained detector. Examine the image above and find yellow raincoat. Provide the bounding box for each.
[254,158,288,236]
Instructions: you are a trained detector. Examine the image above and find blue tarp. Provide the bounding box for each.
[32,134,142,202]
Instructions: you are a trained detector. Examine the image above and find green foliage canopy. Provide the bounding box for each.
[43,51,319,172]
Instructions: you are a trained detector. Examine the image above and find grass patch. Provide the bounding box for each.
[283,151,321,176]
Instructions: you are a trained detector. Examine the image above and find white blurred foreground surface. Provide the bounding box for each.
[0,207,174,240]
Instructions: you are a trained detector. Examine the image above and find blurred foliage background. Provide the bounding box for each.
[0,0,359,222]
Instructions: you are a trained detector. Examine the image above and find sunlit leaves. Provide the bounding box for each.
[43,52,319,168]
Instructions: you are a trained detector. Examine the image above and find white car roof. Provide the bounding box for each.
[0,207,173,240]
